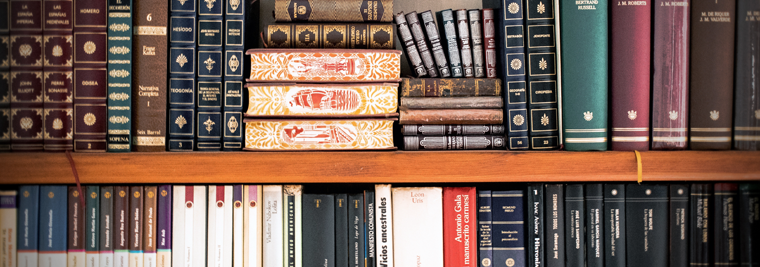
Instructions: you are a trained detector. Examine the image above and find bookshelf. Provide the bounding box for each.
[0,151,758,184]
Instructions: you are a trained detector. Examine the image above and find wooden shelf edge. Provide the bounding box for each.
[0,151,759,184]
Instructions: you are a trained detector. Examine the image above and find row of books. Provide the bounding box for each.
[1,183,758,267]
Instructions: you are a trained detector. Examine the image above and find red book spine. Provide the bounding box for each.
[443,187,477,267]
[482,9,497,78]
[42,0,74,151]
[610,0,652,150]
[10,0,45,151]
[72,0,107,152]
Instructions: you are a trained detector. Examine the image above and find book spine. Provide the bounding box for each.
[128,186,143,267]
[689,184,713,266]
[208,186,233,267]
[399,109,503,125]
[499,0,529,150]
[468,9,484,78]
[391,187,443,267]
[223,0,244,151]
[348,193,364,267]
[400,78,502,97]
[196,0,224,151]
[273,0,393,22]
[0,0,9,151]
[167,0,197,151]
[243,185,263,267]
[365,191,375,267]
[625,185,669,267]
[407,11,438,77]
[142,187,157,267]
[132,0,168,152]
[10,0,44,151]
[244,119,395,151]
[42,0,74,152]
[245,83,399,117]
[419,11,450,77]
[401,97,502,109]
[106,0,133,152]
[478,190,492,267]
[443,187,476,267]
[689,0,735,150]
[246,49,401,82]
[714,183,739,266]
[114,186,130,267]
[526,184,544,267]
[403,135,507,150]
[155,185,171,267]
[72,0,107,152]
[603,184,625,267]
[17,185,39,267]
[235,185,243,267]
[0,191,17,267]
[264,24,395,49]
[263,185,283,267]
[437,10,463,77]
[651,0,689,150]
[738,184,759,267]
[482,9,496,78]
[564,185,584,267]
[544,184,564,267]
[303,194,336,267]
[401,124,505,136]
[374,185,393,267]
[283,185,303,267]
[39,186,67,267]
[170,186,184,267]
[733,0,760,150]
[584,184,603,267]
[395,12,426,78]
[336,194,349,267]
[492,190,526,267]
[86,186,101,267]
[455,9,474,77]
[560,0,609,151]
[100,186,114,267]
[69,186,86,267]
[192,186,208,267]
[669,185,689,267]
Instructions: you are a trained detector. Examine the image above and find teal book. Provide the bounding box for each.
[560,0,609,150]
[106,0,133,152]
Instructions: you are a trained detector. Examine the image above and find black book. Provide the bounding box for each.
[335,194,349,267]
[604,184,625,267]
[585,184,603,267]
[527,184,545,267]
[565,185,585,267]
[739,183,759,267]
[690,184,713,267]
[545,184,565,267]
[364,191,376,267]
[669,185,689,267]
[303,194,336,267]
[626,184,668,267]
[348,194,365,267]
[714,183,739,267]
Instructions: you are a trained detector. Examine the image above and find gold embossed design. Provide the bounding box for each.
[227,116,239,133]
[506,258,515,267]
[283,185,302,196]
[295,25,321,48]
[109,23,130,32]
[23,191,29,198]
[178,0,187,5]
[109,92,129,101]
[204,0,216,9]
[53,118,63,130]
[710,110,719,121]
[109,69,129,78]
[370,25,394,49]
[247,84,398,116]
[541,113,549,126]
[73,191,79,197]
[513,114,525,126]
[119,191,125,197]
[510,58,522,70]
[135,136,165,146]
[20,44,32,57]
[267,25,291,48]
[109,115,129,124]
[134,191,140,198]
[230,0,240,10]
[48,192,54,198]
[538,58,547,70]
[228,55,239,72]
[176,53,188,67]
[84,41,96,54]
[321,25,345,48]
[204,56,215,72]
[148,191,154,198]
[248,51,400,82]
[204,117,215,133]
[538,1,546,14]
[627,110,637,120]
[109,46,130,55]
[90,192,97,199]
[104,192,111,199]
[161,190,167,197]
[669,110,678,120]
[584,111,593,121]
[84,113,96,126]
[136,26,167,35]
[109,13,130,18]
[53,45,63,57]
[508,2,520,14]
[245,120,394,150]
[20,117,33,130]
[175,115,187,129]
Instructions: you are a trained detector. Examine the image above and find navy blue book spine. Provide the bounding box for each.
[478,190,493,267]
[603,184,625,267]
[168,0,198,151]
[222,0,244,151]
[196,0,224,151]
[492,190,525,267]
[585,184,603,267]
[527,184,544,267]
[499,0,529,149]
[564,185,584,267]
[17,185,39,257]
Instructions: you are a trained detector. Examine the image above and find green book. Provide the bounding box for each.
[560,0,609,151]
[106,0,133,152]
[85,186,100,265]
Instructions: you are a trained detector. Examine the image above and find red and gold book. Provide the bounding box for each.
[443,187,477,267]
[245,83,398,117]
[72,0,107,152]
[243,118,395,150]
[42,0,75,151]
[246,49,401,83]
[10,0,45,151]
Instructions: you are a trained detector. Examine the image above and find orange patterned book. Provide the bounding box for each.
[245,83,398,117]
[243,119,395,150]
[246,49,401,82]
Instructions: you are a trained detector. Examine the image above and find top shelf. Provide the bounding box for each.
[0,151,758,184]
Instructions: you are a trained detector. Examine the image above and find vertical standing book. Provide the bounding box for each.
[243,185,263,267]
[0,0,9,151]
[468,9,485,78]
[73,0,108,152]
[492,190,526,267]
[669,185,689,267]
[420,11,450,78]
[375,185,394,267]
[68,186,86,267]
[437,9,463,78]
[156,185,171,267]
[0,190,16,267]
[689,184,713,267]
[208,186,233,267]
[395,12,426,78]
[106,0,133,152]
[283,185,303,267]
[86,186,100,267]
[406,11,439,78]
[142,186,157,267]
[733,0,760,150]
[263,185,283,267]
[335,194,349,267]
[10,0,44,151]
[100,186,114,267]
[603,184,625,267]
[365,190,376,267]
[526,184,544,267]
[625,185,668,267]
[456,9,474,78]
[564,185,584,267]
[43,0,74,152]
[222,0,246,151]
[738,183,759,267]
[714,183,738,267]
[443,187,477,267]
[585,184,603,267]
[348,193,364,267]
[17,186,39,267]
[114,186,130,267]
[196,0,224,151]
[171,185,207,267]
[167,0,197,151]
[499,0,529,149]
[392,187,443,267]
[478,190,493,267]
[303,194,335,267]
[483,9,497,78]
[39,186,67,267]
[129,186,144,267]
[544,184,564,267]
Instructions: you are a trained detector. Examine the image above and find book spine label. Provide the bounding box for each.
[196,80,222,151]
[403,135,507,150]
[17,186,39,267]
[244,119,395,151]
[478,190,492,267]
[100,186,114,267]
[234,185,244,267]
[564,185,585,267]
[114,186,129,267]
[86,186,101,267]
[142,187,157,267]
[395,13,426,77]
[208,186,233,267]
[73,0,107,152]
[374,185,393,267]
[401,124,505,136]
[264,24,395,49]
[738,184,759,267]
[468,10,484,78]
[222,80,243,150]
[348,193,364,267]
[690,184,713,266]
[603,184,625,267]
[106,0,133,152]
[263,185,283,267]
[482,9,497,78]
[68,186,86,267]
[399,108,504,125]
[365,191,375,267]
[42,0,74,152]
[42,70,74,151]
[669,185,689,267]
[733,0,760,150]
[336,194,349,267]
[303,194,335,267]
[499,0,529,149]
[273,0,393,22]
[245,83,399,116]
[0,191,17,267]
[400,97,503,109]
[545,185,564,267]
[10,71,44,151]
[438,10,463,77]
[625,185,669,267]
[391,187,443,267]
[400,78,502,97]
[407,11,438,78]
[527,184,544,267]
[584,184,603,267]
[247,48,401,82]
[223,0,244,151]
[455,9,474,77]
[283,185,303,267]
[651,0,689,150]
[443,187,476,267]
[39,186,67,267]
[155,185,171,267]
[492,191,525,267]
[129,186,143,267]
[168,0,196,151]
[420,11,450,77]
[714,183,739,266]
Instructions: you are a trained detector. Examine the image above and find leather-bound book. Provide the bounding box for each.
[403,135,506,150]
[405,12,438,78]
[395,13,426,77]
[437,10,463,77]
[244,119,395,150]
[401,124,505,136]
[0,0,8,151]
[498,0,528,149]
[455,9,474,77]
[468,9,484,78]
[223,0,245,151]
[400,97,503,109]
[420,11,450,78]
[399,108,503,125]
[625,185,668,267]
[524,0,559,149]
[106,0,134,152]
[246,49,401,82]
[264,24,395,49]
[10,0,44,151]
[400,78,502,97]
[303,194,335,267]
[196,0,223,151]
[482,9,496,78]
[734,0,760,150]
[244,83,398,117]
[167,0,197,151]
[72,0,107,152]
[690,0,735,149]
[67,186,86,267]
[273,0,393,22]
[651,0,689,150]
[132,0,168,152]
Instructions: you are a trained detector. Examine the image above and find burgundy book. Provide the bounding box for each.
[42,0,74,151]
[482,9,497,78]
[610,0,651,150]
[651,0,690,150]
[10,0,44,151]
[72,0,107,152]
[443,187,477,266]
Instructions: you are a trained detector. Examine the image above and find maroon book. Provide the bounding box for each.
[651,0,689,150]
[42,0,74,151]
[10,0,44,151]
[482,9,497,78]
[610,0,652,150]
[72,0,107,152]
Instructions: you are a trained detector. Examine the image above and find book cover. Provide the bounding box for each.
[401,125,505,136]
[142,187,157,267]
[392,187,443,267]
[499,0,529,149]
[399,108,503,125]
[244,83,398,117]
[223,0,244,151]
[42,0,74,152]
[195,0,224,151]
[733,0,760,150]
[106,0,133,152]
[739,183,759,267]
[544,184,564,267]
[455,9,474,77]
[10,71,44,151]
[375,185,393,267]
[689,184,713,266]
[264,24,395,49]
[585,184,603,267]
[167,0,197,151]
[114,186,130,267]
[0,0,8,151]
[437,9,463,78]
[603,184,624,267]
[283,185,303,267]
[171,185,206,267]
[420,11,450,77]
[244,119,395,151]
[403,135,507,150]
[99,186,113,267]
[17,186,39,267]
[400,78,502,97]
[273,0,393,22]
[443,187,476,267]
[348,193,364,267]
[714,183,738,266]
[128,186,143,267]
[195,80,223,151]
[365,191,375,267]
[0,190,16,267]
[482,9,497,78]
[68,186,86,267]
[86,186,100,267]
[406,11,438,78]
[303,194,336,267]
[478,190,492,267]
[72,0,107,152]
[263,185,283,267]
[156,185,171,267]
[208,186,233,267]
[336,194,349,267]
[395,12,426,78]
[39,186,67,267]
[492,190,525,267]
[669,185,689,267]
[401,97,502,109]
[246,49,401,83]
[243,185,263,267]
[526,184,544,267]
[468,10,484,78]
[625,185,668,267]
[234,185,244,267]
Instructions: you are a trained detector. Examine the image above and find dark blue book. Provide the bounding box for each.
[39,186,67,266]
[17,185,39,267]
[335,194,349,267]
[669,185,689,267]
[603,184,625,267]
[168,0,198,151]
[222,0,245,151]
[492,190,525,267]
[348,194,364,267]
[585,184,603,267]
[303,194,336,267]
[527,184,544,267]
[478,190,493,267]
[564,185,584,267]
[196,0,224,151]
[499,0,529,149]
[626,184,668,267]
[739,183,759,267]
[545,184,565,267]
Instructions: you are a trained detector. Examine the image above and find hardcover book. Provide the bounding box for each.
[223,0,245,151]
[128,186,143,267]
[283,185,303,267]
[669,185,689,267]
[243,185,263,267]
[400,97,503,109]
[17,185,39,267]
[455,9,474,77]
[365,190,375,267]
[478,190,492,267]
[142,186,157,267]
[303,194,335,267]
[734,0,760,150]
[443,187,476,267]
[336,194,349,267]
[114,186,129,267]
[0,0,8,151]
[0,191,16,267]
[400,78,502,97]
[263,185,283,267]
[375,185,393,267]
[406,11,438,78]
[739,183,759,267]
[43,67,74,151]
[10,0,44,151]
[544,184,564,267]
[246,49,401,83]
[273,0,393,22]
[264,24,395,49]
[244,83,398,117]
[401,124,505,136]
[395,12,426,78]
[403,135,506,150]
[689,184,713,266]
[420,11,450,77]
[100,186,114,267]
[39,186,67,267]
[399,108,503,125]
[468,9,484,78]
[585,184,603,267]
[603,184,625,267]
[167,0,197,151]
[195,0,223,151]
[564,185,584,267]
[106,0,133,152]
[482,9,496,78]
[437,9,463,77]
[498,0,529,149]
[234,185,243,267]
[156,185,171,267]
[244,119,395,150]
[348,193,364,267]
[68,186,86,267]
[626,185,668,267]
[392,187,443,267]
[86,186,100,267]
[492,190,525,267]
[526,184,544,267]
[196,80,223,151]
[714,183,738,266]
[73,0,107,152]
[171,185,207,267]
[208,186,233,267]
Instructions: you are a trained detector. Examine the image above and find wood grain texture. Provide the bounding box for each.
[0,151,758,183]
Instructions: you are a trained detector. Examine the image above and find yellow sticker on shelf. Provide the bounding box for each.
[635,150,642,184]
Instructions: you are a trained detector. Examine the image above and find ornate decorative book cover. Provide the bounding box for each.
[419,11,450,78]
[401,124,505,136]
[243,119,395,150]
[43,0,74,152]
[246,49,401,82]
[733,0,760,150]
[468,9,485,78]
[395,12,426,78]
[274,0,393,22]
[406,11,438,77]
[196,0,224,151]
[482,8,497,78]
[0,0,7,151]
[404,135,506,150]
[106,0,134,152]
[223,0,246,151]
[498,0,529,149]
[455,9,474,78]
[264,24,394,49]
[168,0,197,151]
[400,78,502,97]
[10,0,44,151]
[245,83,398,117]
[437,9,463,78]
[73,0,107,152]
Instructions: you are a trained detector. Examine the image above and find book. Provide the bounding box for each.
[492,190,525,267]
[39,186,67,267]
[585,184,603,267]
[626,185,668,267]
[156,185,171,267]
[406,11,438,78]
[17,186,39,267]
[303,194,336,267]
[738,183,759,267]
[263,24,395,49]
[246,49,401,82]
[401,125,505,136]
[196,0,223,151]
[689,184,713,267]
[403,135,507,150]
[603,184,625,267]
[0,190,16,267]
[375,185,393,267]
[399,108,503,124]
[468,10,484,78]
[114,186,130,267]
[167,0,197,151]
[400,78,502,97]
[273,0,393,22]
[283,185,303,267]
[420,11,451,78]
[689,0,735,149]
[443,187,476,267]
[243,185,263,267]
[482,9,496,78]
[195,80,223,151]
[223,0,246,151]
[526,184,544,267]
[208,186,233,267]
[400,97,503,109]
[395,12,426,78]
[560,0,609,151]
[544,184,564,267]
[392,187,443,267]
[43,0,75,152]
[68,186,86,267]
[336,194,349,267]
[455,9,474,78]
[86,186,100,267]
[714,183,738,266]
[650,0,690,150]
[0,0,8,151]
[669,185,689,267]
[171,185,207,267]
[348,193,364,267]
[263,185,283,267]
[10,0,44,152]
[128,186,143,267]
[437,9,463,78]
[142,187,157,267]
[100,187,114,267]
[565,185,584,267]
[234,185,244,267]
[106,0,134,152]
[244,83,398,117]
[499,0,529,150]
[478,190,493,267]
[72,0,107,152]
[734,0,760,150]
[365,191,375,267]
[132,0,168,152]
[243,119,395,150]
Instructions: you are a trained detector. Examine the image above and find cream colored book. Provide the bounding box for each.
[391,187,443,267]
[0,191,17,267]
[243,185,263,267]
[263,185,283,267]
[172,185,207,267]
[208,186,233,267]
[375,185,394,267]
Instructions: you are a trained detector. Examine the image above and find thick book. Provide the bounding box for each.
[403,135,506,150]
[283,185,303,267]
[132,0,168,152]
[739,183,759,267]
[526,184,544,267]
[263,185,284,267]
[399,108,503,125]
[348,193,365,267]
[395,12,426,78]
[443,187,476,267]
[564,185,584,267]
[68,186,86,267]
[156,185,171,267]
[303,194,336,267]
[273,0,393,22]
[234,185,244,267]
[42,0,75,152]
[39,186,67,267]
[365,191,376,267]
[336,194,349,267]
[603,184,625,267]
[142,186,157,267]
[243,119,395,150]
[544,184,564,267]
[129,186,143,267]
[264,24,394,49]
[246,49,401,82]
[455,9,474,77]
[0,191,16,267]
[585,184,603,267]
[482,9,496,78]
[714,183,739,266]
[73,0,108,152]
[401,124,505,136]
[167,0,197,151]
[420,11,450,77]
[171,185,207,267]
[17,186,39,267]
[560,0,609,150]
[437,9,463,77]
[400,97,503,109]
[99,186,113,267]
[208,186,233,267]
[106,0,134,152]
[86,186,100,267]
[400,78,502,97]
[689,184,713,266]
[223,0,246,151]
[114,186,130,267]
[244,83,398,117]
[651,0,690,150]
[10,0,44,152]
[734,0,760,150]
[478,190,493,267]
[468,10,484,78]
[375,185,393,267]
[626,185,668,267]
[669,185,689,267]
[392,187,443,267]
[406,11,438,78]
[690,0,736,149]
[195,0,223,151]
[492,190,525,267]
[243,185,263,267]
[499,0,529,149]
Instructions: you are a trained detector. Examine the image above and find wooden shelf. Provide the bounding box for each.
[0,151,759,184]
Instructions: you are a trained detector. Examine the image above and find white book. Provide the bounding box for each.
[391,187,443,267]
[243,186,263,267]
[262,185,283,267]
[1,191,17,267]
[375,185,394,267]
[172,185,207,267]
[208,186,233,267]
[234,186,244,267]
